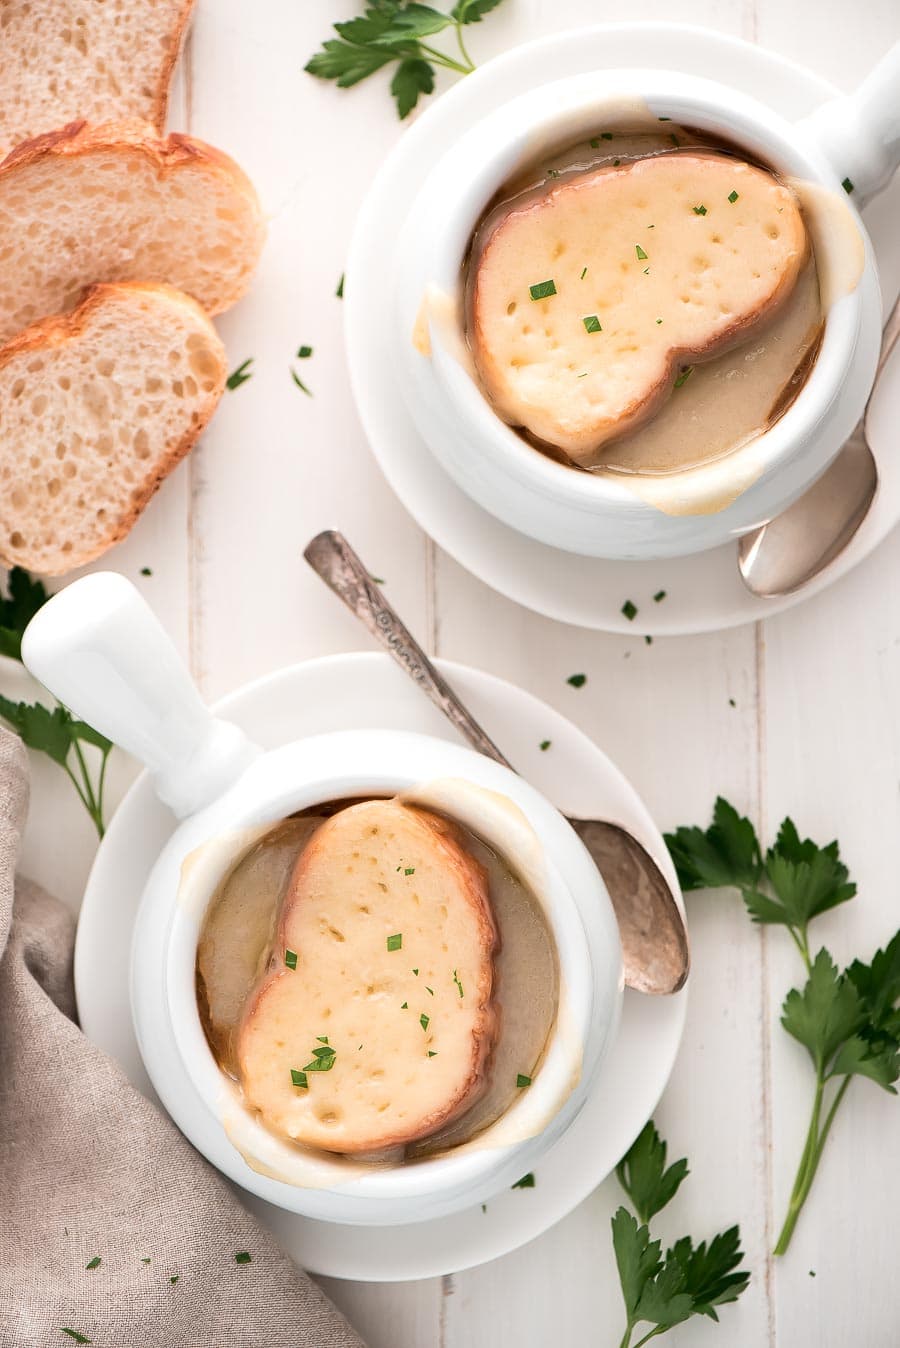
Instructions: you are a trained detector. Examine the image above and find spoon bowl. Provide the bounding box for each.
[739,292,900,597]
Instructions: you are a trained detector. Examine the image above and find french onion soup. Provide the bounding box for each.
[464,126,825,476]
[196,797,559,1163]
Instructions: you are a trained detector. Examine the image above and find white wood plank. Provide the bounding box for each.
[183,2,433,700]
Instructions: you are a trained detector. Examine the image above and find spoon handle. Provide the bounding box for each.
[304,531,514,769]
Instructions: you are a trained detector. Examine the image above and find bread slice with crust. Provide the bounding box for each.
[468,151,808,462]
[0,282,226,575]
[0,119,265,343]
[236,800,499,1155]
[0,0,195,160]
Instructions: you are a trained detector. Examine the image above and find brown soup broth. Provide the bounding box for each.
[196,800,559,1162]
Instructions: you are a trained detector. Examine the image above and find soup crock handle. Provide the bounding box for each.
[20,572,259,819]
[798,42,900,203]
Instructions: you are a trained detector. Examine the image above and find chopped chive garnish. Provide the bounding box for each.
[427,1050,438,1057]
[235,1251,251,1264]
[85,1257,101,1270]
[580,266,588,280]
[336,273,345,298]
[512,1173,535,1189]
[404,867,415,876]
[728,190,739,203]
[539,739,551,751]
[426,986,434,995]
[297,345,313,359]
[669,133,679,147]
[141,1258,151,1265]
[577,371,588,378]
[359,1044,363,1050]
[842,177,854,194]
[645,635,653,646]
[226,358,253,390]
[546,168,560,178]
[170,1276,179,1285]
[140,566,152,576]
[658,116,671,121]
[621,599,638,621]
[635,244,648,261]
[692,204,707,215]
[601,132,613,140]
[303,1042,337,1072]
[613,158,621,165]
[567,673,587,688]
[582,314,602,333]
[453,969,464,997]
[412,967,419,976]
[642,267,650,275]
[674,365,694,388]
[290,368,313,396]
[291,1068,309,1089]
[420,1013,430,1032]
[387,933,402,952]
[589,137,600,148]
[61,1332,92,1344]
[401,1001,408,1009]
[529,279,557,301]
[654,589,667,602]
[284,949,298,970]
[656,317,663,324]
[516,1073,532,1088]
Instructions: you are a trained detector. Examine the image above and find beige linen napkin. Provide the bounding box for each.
[0,729,365,1348]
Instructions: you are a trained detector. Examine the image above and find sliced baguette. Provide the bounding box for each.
[0,281,226,575]
[0,119,265,343]
[0,0,195,160]
[468,151,808,461]
[236,800,500,1155]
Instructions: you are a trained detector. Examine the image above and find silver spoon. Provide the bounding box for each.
[739,293,900,598]
[304,530,689,996]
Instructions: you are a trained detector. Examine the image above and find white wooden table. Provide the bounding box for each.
[11,1,900,1344]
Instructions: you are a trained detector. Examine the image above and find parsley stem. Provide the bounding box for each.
[453,21,475,70]
[416,41,473,75]
[773,1074,851,1254]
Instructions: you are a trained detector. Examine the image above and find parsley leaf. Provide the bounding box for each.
[615,1121,689,1223]
[306,0,508,120]
[611,1208,664,1321]
[664,796,762,893]
[781,948,864,1073]
[0,695,112,837]
[452,0,504,20]
[0,567,49,660]
[665,796,900,1256]
[391,58,434,118]
[612,1124,750,1345]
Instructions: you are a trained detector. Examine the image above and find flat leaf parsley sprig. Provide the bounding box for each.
[0,568,113,837]
[665,798,900,1254]
[612,1121,750,1347]
[306,0,508,120]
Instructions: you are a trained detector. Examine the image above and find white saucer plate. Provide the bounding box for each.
[345,22,900,635]
[75,652,686,1281]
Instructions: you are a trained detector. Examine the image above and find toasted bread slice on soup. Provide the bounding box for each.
[0,1,195,160]
[0,282,226,575]
[236,800,500,1155]
[0,119,265,343]
[468,151,808,463]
